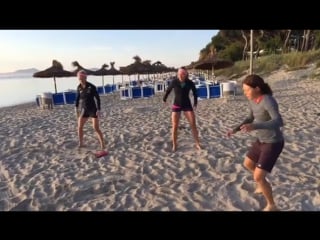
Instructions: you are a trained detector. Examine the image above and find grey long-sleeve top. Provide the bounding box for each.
[232,94,284,143]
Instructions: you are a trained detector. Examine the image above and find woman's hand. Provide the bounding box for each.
[75,107,80,118]
[193,104,197,111]
[163,101,169,108]
[226,129,234,138]
[240,123,254,132]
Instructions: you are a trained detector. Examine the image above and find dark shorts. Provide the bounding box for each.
[80,108,97,118]
[171,104,193,112]
[246,140,284,173]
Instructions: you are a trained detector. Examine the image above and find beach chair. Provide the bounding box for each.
[104,84,113,94]
[40,92,53,109]
[197,86,209,99]
[220,82,236,98]
[52,92,65,105]
[97,86,105,95]
[64,90,77,104]
[120,87,132,100]
[36,95,41,107]
[154,81,165,93]
[209,84,221,98]
[132,86,142,98]
[142,86,154,98]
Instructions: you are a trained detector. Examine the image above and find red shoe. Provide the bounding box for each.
[95,150,108,158]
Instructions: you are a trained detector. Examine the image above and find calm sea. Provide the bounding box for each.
[0,74,134,108]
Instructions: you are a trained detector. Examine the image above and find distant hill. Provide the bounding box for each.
[0,67,100,79]
[13,68,39,74]
[0,68,39,78]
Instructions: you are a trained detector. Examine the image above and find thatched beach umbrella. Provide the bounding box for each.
[93,63,109,87]
[121,56,153,81]
[151,61,168,79]
[72,61,95,76]
[185,61,197,70]
[192,48,234,79]
[152,60,177,75]
[152,61,168,73]
[121,61,151,76]
[193,58,234,71]
[33,60,74,93]
[106,62,121,85]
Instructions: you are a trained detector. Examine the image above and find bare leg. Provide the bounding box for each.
[92,117,105,150]
[243,156,256,172]
[184,111,201,150]
[78,117,88,147]
[253,168,278,211]
[243,157,262,193]
[171,112,180,151]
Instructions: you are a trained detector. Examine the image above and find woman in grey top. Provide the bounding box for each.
[227,74,284,211]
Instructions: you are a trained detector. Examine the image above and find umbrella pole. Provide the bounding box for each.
[102,75,105,94]
[212,65,215,80]
[54,76,57,94]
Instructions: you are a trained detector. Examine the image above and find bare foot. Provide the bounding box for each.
[78,144,86,148]
[195,144,202,150]
[263,204,279,211]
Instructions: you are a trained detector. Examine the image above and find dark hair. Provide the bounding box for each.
[242,74,273,95]
[177,66,189,78]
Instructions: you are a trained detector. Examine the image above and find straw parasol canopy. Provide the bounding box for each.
[152,61,168,73]
[193,58,234,71]
[120,56,153,77]
[106,62,122,85]
[93,63,109,87]
[185,61,199,70]
[72,61,95,76]
[107,62,121,75]
[33,60,74,93]
[187,47,234,80]
[93,63,109,76]
[192,48,234,78]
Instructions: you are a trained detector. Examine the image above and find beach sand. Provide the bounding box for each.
[0,67,319,211]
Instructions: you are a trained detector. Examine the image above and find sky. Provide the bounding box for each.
[0,30,219,73]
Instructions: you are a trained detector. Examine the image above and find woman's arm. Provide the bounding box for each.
[232,109,254,133]
[93,86,101,111]
[253,96,283,130]
[163,80,174,103]
[191,81,198,107]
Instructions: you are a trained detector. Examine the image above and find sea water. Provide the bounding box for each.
[0,75,130,108]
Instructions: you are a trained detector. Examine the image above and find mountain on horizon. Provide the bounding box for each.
[15,68,39,74]
[0,67,100,78]
[0,68,40,78]
[0,68,39,75]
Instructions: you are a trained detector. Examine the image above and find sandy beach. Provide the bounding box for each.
[0,67,319,211]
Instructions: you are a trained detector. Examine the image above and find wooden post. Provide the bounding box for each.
[249,30,253,74]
